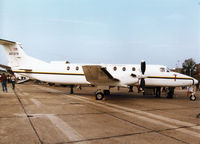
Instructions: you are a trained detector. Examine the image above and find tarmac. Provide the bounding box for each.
[0,82,200,144]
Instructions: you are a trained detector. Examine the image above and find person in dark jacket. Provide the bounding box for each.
[1,73,7,92]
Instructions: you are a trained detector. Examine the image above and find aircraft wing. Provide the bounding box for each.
[82,65,119,85]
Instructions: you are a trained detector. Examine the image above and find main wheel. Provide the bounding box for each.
[96,92,104,100]
[190,95,196,101]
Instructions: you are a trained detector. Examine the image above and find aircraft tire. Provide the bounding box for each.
[96,92,104,100]
[190,95,196,101]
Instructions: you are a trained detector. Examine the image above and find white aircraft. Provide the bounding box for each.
[0,39,198,100]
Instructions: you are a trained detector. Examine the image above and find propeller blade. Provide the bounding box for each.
[140,60,146,92]
[141,60,146,75]
[140,78,145,91]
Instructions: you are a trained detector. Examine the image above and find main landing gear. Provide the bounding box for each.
[167,87,174,99]
[95,90,110,100]
[155,87,161,98]
[70,85,74,94]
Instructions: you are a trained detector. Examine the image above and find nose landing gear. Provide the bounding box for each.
[190,94,196,101]
[188,86,196,101]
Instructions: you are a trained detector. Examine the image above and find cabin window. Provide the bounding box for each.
[122,67,126,71]
[67,66,70,70]
[113,66,117,71]
[132,67,136,71]
[76,66,79,71]
[160,67,165,72]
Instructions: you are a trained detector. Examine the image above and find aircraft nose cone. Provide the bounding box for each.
[193,78,198,85]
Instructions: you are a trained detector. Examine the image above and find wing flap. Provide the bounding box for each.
[82,65,119,85]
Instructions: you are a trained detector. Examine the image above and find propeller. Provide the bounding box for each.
[140,60,146,92]
[141,60,146,75]
[130,60,146,92]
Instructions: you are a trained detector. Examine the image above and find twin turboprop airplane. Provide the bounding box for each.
[0,39,198,100]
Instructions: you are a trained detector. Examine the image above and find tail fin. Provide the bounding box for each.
[0,39,48,68]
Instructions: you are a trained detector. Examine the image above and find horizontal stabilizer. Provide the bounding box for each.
[0,39,16,45]
[0,64,11,70]
[19,69,32,72]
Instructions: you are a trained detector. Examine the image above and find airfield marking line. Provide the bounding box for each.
[30,98,41,107]
[32,86,200,139]
[191,126,200,130]
[47,115,86,143]
[101,101,195,127]
[176,128,200,138]
[76,95,197,127]
[68,95,200,139]
[67,95,180,128]
[18,86,86,143]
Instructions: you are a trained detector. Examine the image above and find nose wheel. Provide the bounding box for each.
[188,86,196,101]
[190,95,196,101]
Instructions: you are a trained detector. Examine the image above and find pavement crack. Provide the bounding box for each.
[14,89,44,144]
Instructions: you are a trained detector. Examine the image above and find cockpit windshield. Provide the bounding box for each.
[160,67,171,72]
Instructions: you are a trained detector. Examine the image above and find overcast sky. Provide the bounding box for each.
[0,0,199,68]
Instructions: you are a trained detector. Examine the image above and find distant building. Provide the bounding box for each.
[170,68,182,73]
[195,64,200,72]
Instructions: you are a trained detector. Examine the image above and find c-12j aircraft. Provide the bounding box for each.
[0,39,198,100]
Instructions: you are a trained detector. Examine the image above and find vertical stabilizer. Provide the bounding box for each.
[0,39,48,68]
[0,39,25,67]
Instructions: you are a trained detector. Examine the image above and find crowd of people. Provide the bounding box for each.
[0,73,16,92]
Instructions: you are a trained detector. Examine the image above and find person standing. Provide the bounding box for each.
[11,75,16,90]
[1,73,7,92]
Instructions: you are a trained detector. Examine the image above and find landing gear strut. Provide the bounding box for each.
[155,87,161,98]
[167,87,174,99]
[104,90,110,96]
[70,85,74,94]
[129,86,133,92]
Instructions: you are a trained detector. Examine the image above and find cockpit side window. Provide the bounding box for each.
[160,67,165,72]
